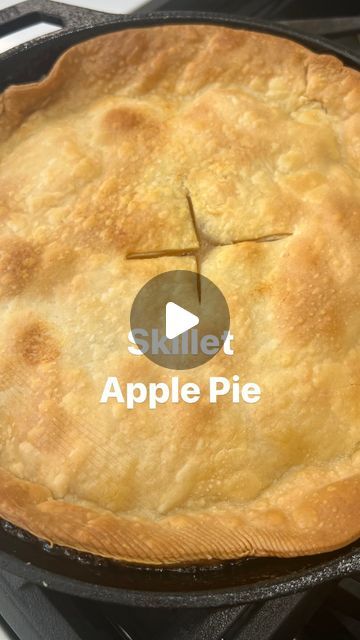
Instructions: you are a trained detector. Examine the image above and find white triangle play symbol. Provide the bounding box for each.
[166,302,199,340]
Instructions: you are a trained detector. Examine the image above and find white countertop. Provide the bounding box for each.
[0,627,9,640]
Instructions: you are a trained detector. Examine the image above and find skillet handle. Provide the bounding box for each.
[0,0,121,35]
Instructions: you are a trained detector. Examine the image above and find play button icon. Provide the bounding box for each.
[166,302,199,340]
[130,270,230,370]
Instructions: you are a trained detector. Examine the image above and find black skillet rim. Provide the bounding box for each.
[0,520,359,607]
[0,7,359,607]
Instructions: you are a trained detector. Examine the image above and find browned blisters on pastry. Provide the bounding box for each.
[103,106,145,131]
[100,106,161,145]
[15,321,60,366]
[0,236,39,298]
[37,244,77,292]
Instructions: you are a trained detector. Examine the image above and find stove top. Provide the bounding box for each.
[141,0,360,55]
[0,1,359,639]
[0,569,360,639]
[0,0,359,56]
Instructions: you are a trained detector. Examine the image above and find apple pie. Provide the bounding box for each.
[0,25,359,564]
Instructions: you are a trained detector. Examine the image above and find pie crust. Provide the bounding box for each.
[0,25,359,564]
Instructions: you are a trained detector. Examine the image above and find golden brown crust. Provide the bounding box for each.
[1,467,359,564]
[0,25,359,564]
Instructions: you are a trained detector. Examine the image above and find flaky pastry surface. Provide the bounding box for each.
[0,25,359,563]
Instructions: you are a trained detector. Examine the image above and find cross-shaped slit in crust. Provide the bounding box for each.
[126,193,293,301]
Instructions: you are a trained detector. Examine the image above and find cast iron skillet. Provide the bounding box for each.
[0,0,359,608]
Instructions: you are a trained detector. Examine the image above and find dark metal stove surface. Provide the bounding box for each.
[0,0,360,639]
[1,570,360,639]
